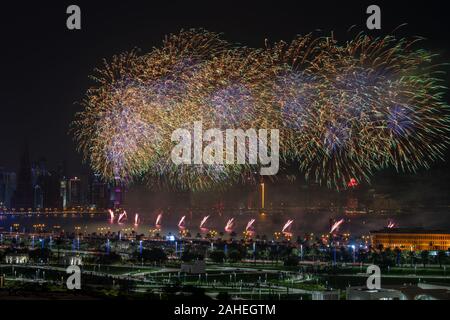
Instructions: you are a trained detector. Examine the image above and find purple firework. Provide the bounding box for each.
[208,83,254,127]
[387,104,414,137]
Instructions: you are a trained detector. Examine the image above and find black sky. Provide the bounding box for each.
[1,0,449,178]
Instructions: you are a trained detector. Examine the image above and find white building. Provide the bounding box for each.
[5,254,29,264]
[64,254,83,266]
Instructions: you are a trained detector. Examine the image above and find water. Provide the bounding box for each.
[1,207,449,238]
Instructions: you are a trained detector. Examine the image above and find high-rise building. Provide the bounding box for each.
[89,174,109,209]
[68,177,82,208]
[33,185,43,209]
[109,177,125,209]
[13,145,33,209]
[60,179,68,209]
[40,171,64,209]
[0,168,16,209]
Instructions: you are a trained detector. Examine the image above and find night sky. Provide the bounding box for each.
[1,0,449,185]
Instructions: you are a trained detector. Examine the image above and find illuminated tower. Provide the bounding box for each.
[60,180,67,209]
[68,177,82,207]
[13,143,33,210]
[260,182,265,210]
[110,176,125,209]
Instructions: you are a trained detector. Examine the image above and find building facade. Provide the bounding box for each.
[0,168,16,209]
[89,174,109,209]
[68,177,82,208]
[371,228,450,251]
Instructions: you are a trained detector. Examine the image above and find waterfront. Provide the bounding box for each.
[1,207,450,238]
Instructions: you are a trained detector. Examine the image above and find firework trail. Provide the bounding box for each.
[155,213,162,227]
[199,216,210,230]
[108,209,115,223]
[282,220,294,233]
[225,218,235,233]
[118,210,128,224]
[330,219,344,234]
[178,216,186,229]
[246,219,256,232]
[387,220,397,229]
[134,213,140,226]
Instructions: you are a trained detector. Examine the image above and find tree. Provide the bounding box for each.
[358,250,368,263]
[97,251,122,265]
[209,250,226,263]
[393,247,402,266]
[339,246,350,262]
[227,250,243,263]
[55,237,64,264]
[437,251,447,268]
[256,248,270,261]
[181,250,203,262]
[284,255,300,267]
[140,248,167,263]
[421,250,429,267]
[381,248,395,268]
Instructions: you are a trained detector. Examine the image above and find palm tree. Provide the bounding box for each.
[394,247,402,266]
[437,251,447,268]
[408,250,416,267]
[55,237,63,264]
[420,250,429,268]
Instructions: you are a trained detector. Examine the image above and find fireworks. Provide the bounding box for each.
[246,219,256,232]
[155,213,163,228]
[118,210,127,224]
[282,220,294,233]
[178,216,186,229]
[225,218,235,233]
[73,29,450,191]
[108,209,115,223]
[387,220,397,229]
[199,215,210,230]
[330,219,345,234]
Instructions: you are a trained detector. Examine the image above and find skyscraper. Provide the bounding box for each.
[68,177,82,208]
[89,174,109,209]
[12,144,33,209]
[109,177,125,209]
[0,168,16,209]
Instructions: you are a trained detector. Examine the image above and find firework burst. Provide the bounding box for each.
[73,30,450,191]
